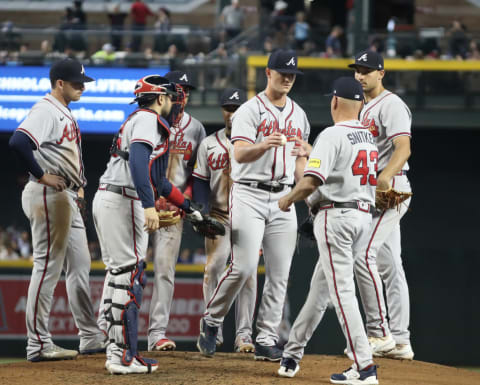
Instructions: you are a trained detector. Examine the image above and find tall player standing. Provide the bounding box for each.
[93,75,202,374]
[349,50,413,360]
[148,71,207,352]
[197,49,310,361]
[192,88,256,353]
[8,58,107,361]
[277,76,379,385]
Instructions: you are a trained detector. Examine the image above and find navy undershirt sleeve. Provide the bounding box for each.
[9,131,44,179]
[129,142,155,208]
[193,177,210,213]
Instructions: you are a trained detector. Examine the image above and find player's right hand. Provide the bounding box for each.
[144,207,160,233]
[291,138,312,157]
[262,132,284,149]
[38,173,67,192]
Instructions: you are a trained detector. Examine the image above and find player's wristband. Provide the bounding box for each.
[166,185,186,207]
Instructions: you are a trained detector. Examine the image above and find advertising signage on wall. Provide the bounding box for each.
[0,65,169,134]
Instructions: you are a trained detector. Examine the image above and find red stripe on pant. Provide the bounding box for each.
[33,187,51,351]
[365,210,387,337]
[324,210,360,369]
[131,201,138,265]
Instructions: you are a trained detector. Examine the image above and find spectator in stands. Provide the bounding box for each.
[72,0,87,29]
[17,231,32,259]
[192,248,207,265]
[448,20,469,60]
[91,43,116,64]
[178,248,192,264]
[468,40,480,60]
[154,7,172,53]
[369,36,385,53]
[220,0,245,40]
[292,11,309,49]
[325,25,343,57]
[107,3,128,50]
[0,239,19,260]
[130,0,154,52]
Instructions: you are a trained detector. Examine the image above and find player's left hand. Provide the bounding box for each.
[278,196,293,212]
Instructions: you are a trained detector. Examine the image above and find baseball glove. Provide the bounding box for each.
[185,208,226,239]
[155,197,183,227]
[375,188,412,211]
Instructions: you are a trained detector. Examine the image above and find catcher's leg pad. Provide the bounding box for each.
[108,261,147,365]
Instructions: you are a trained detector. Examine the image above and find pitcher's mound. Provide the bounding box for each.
[0,351,478,385]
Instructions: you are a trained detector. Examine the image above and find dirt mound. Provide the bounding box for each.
[0,351,478,385]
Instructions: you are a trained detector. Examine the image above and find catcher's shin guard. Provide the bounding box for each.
[108,261,154,368]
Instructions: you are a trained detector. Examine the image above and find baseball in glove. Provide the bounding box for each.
[375,187,412,211]
[155,197,183,228]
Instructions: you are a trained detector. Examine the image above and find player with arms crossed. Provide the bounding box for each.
[197,49,310,361]
[93,75,202,374]
[9,58,107,361]
[148,71,207,352]
[278,77,379,385]
[349,50,413,360]
[193,88,256,353]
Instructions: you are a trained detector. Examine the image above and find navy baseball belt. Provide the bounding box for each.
[237,181,292,193]
[98,183,139,200]
[311,201,375,215]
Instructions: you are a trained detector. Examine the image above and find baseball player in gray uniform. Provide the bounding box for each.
[148,71,207,351]
[197,49,310,361]
[278,77,379,385]
[349,50,413,360]
[192,88,256,353]
[93,75,202,374]
[8,58,107,362]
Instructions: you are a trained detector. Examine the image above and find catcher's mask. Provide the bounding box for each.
[166,83,186,127]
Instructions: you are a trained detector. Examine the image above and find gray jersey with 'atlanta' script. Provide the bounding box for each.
[17,93,86,188]
[230,91,310,185]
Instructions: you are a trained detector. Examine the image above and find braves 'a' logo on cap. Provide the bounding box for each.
[358,53,368,62]
[286,57,296,66]
[81,65,85,74]
[179,73,188,82]
[229,91,239,100]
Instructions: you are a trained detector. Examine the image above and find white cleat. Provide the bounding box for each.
[368,334,396,357]
[108,357,158,375]
[28,344,78,362]
[383,344,414,360]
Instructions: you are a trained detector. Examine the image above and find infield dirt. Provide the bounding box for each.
[0,351,478,385]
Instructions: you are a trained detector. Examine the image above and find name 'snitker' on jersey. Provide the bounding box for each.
[257,119,301,140]
[347,130,375,146]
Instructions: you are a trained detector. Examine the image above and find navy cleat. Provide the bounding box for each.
[197,318,218,357]
[278,357,300,377]
[330,364,378,384]
[254,343,283,362]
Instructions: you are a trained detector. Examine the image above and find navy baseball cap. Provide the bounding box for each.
[50,58,94,83]
[267,49,303,75]
[164,70,196,90]
[326,77,364,101]
[220,88,246,107]
[348,49,384,71]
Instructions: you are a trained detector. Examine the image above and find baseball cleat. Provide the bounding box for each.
[28,344,78,362]
[278,357,300,378]
[235,336,255,353]
[254,343,283,362]
[197,318,218,357]
[153,338,176,351]
[108,356,158,375]
[330,364,378,384]
[368,334,395,357]
[383,343,414,360]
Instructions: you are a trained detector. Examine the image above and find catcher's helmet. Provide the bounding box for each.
[131,74,178,104]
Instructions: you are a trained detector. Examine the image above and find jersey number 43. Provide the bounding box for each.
[352,150,378,186]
